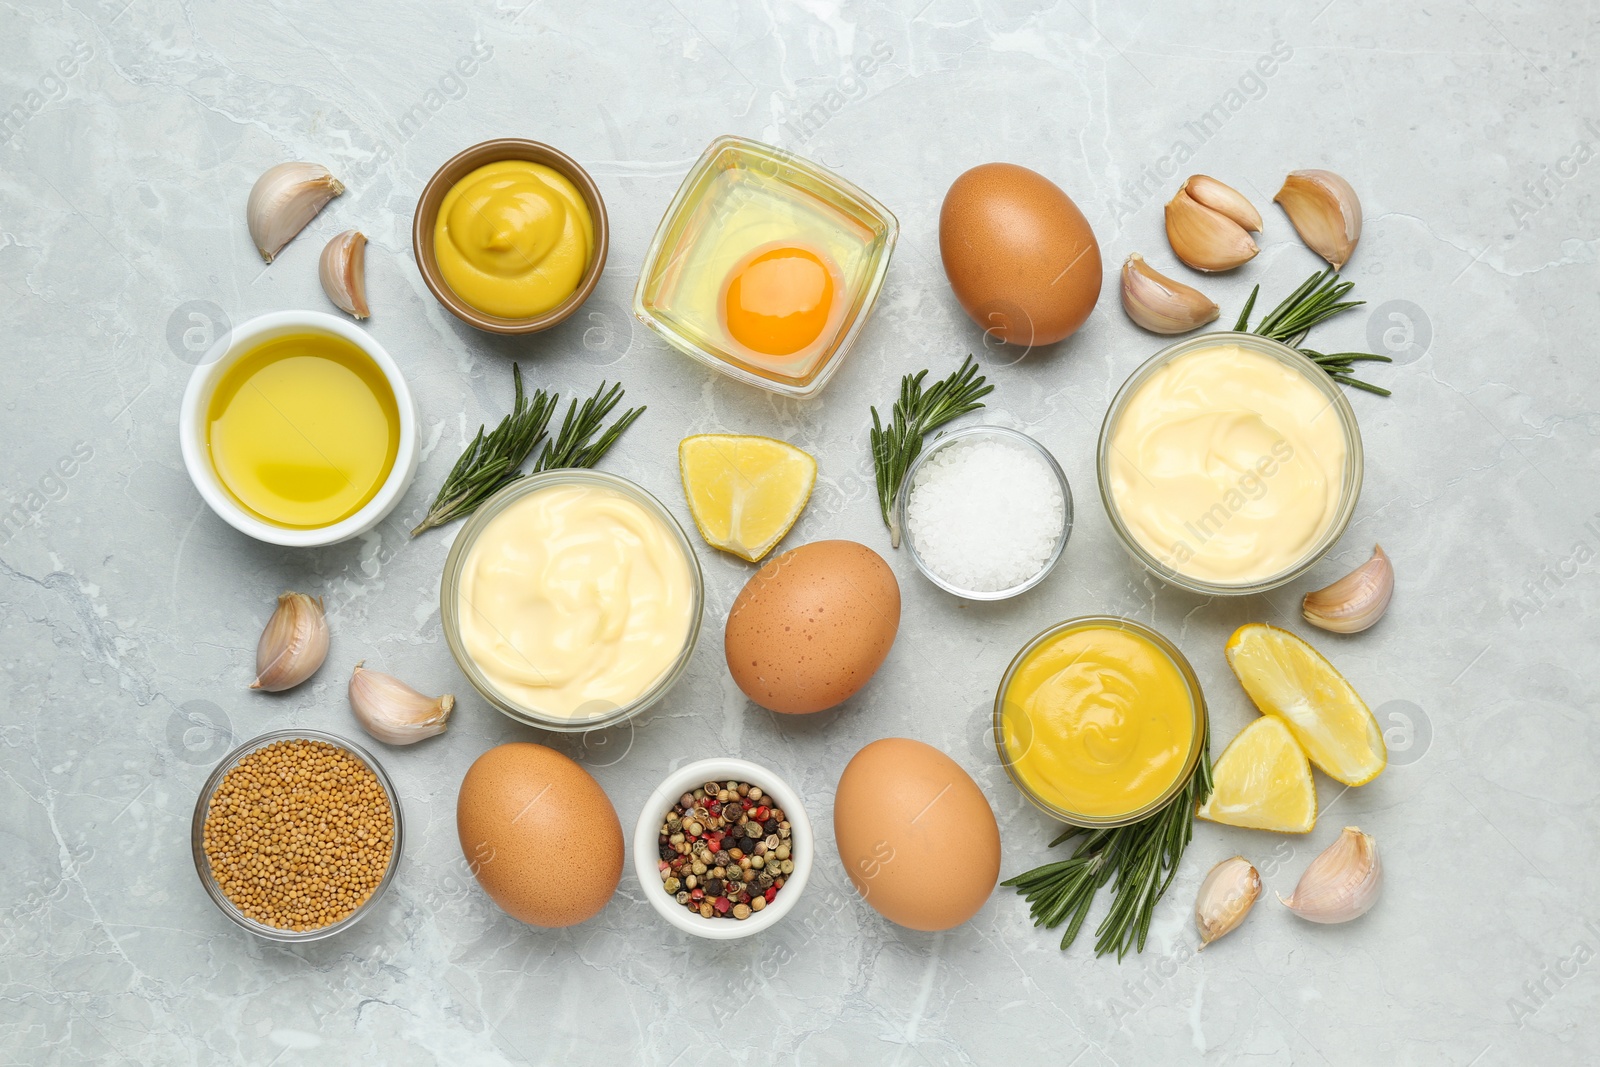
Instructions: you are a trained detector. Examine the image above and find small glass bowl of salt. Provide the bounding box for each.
[898,425,1072,600]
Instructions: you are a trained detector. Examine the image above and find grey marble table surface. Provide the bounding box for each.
[4,1,1597,1064]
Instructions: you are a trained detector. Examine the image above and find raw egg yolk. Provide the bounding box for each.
[723,246,836,356]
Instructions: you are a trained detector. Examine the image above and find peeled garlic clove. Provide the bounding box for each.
[348,662,453,745]
[1280,826,1382,924]
[1185,175,1262,233]
[1195,855,1261,947]
[320,229,369,319]
[1303,544,1393,633]
[1275,169,1362,270]
[1121,253,1220,334]
[247,162,344,263]
[251,591,329,692]
[1165,189,1259,272]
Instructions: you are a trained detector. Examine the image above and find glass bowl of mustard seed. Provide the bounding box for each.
[191,730,403,942]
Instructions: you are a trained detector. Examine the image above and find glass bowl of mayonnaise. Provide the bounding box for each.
[1097,332,1364,596]
[440,469,705,732]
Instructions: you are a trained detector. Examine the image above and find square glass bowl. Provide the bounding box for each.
[632,135,898,398]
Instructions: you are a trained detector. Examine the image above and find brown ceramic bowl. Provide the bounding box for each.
[412,138,609,335]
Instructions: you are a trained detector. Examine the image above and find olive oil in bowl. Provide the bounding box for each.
[206,331,400,529]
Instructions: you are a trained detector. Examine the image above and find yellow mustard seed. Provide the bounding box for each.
[202,739,394,931]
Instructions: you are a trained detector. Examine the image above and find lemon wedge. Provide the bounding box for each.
[1197,715,1317,833]
[679,434,817,562]
[1224,623,1387,787]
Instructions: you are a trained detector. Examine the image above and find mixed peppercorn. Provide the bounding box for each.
[658,780,794,920]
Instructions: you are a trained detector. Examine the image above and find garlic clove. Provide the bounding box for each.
[247,162,344,264]
[347,662,454,745]
[319,229,370,319]
[1165,189,1259,272]
[1184,175,1262,233]
[1274,169,1362,270]
[1303,544,1393,633]
[251,591,329,692]
[1280,826,1382,924]
[1195,855,1261,947]
[1121,253,1220,334]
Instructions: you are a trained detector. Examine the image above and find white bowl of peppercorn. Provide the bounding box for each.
[633,758,813,940]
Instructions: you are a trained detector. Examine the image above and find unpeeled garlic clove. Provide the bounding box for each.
[1195,855,1261,947]
[1165,188,1259,272]
[251,591,329,692]
[247,162,344,263]
[1184,175,1262,233]
[320,229,369,319]
[1121,253,1220,334]
[347,662,453,745]
[1303,544,1393,633]
[1275,169,1362,269]
[1280,826,1382,924]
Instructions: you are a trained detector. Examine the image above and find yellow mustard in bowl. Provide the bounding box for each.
[996,617,1204,825]
[433,159,594,318]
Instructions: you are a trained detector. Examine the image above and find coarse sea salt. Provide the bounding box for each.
[905,434,1066,593]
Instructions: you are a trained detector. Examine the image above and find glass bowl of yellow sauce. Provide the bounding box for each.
[413,138,608,335]
[1097,332,1364,595]
[994,616,1207,828]
[178,311,419,547]
[440,469,705,732]
[633,136,898,399]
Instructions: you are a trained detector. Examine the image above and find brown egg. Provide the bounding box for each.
[456,742,623,927]
[834,738,1000,931]
[939,162,1102,346]
[725,540,900,714]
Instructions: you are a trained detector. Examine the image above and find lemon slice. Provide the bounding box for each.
[1224,623,1387,787]
[1197,715,1317,833]
[679,434,817,562]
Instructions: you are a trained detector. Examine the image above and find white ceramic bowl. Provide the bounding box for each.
[178,310,419,547]
[632,758,813,940]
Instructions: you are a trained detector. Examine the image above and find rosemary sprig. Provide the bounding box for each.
[411,369,644,537]
[1002,725,1213,959]
[1234,267,1393,396]
[411,364,556,536]
[869,355,994,547]
[533,381,645,473]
